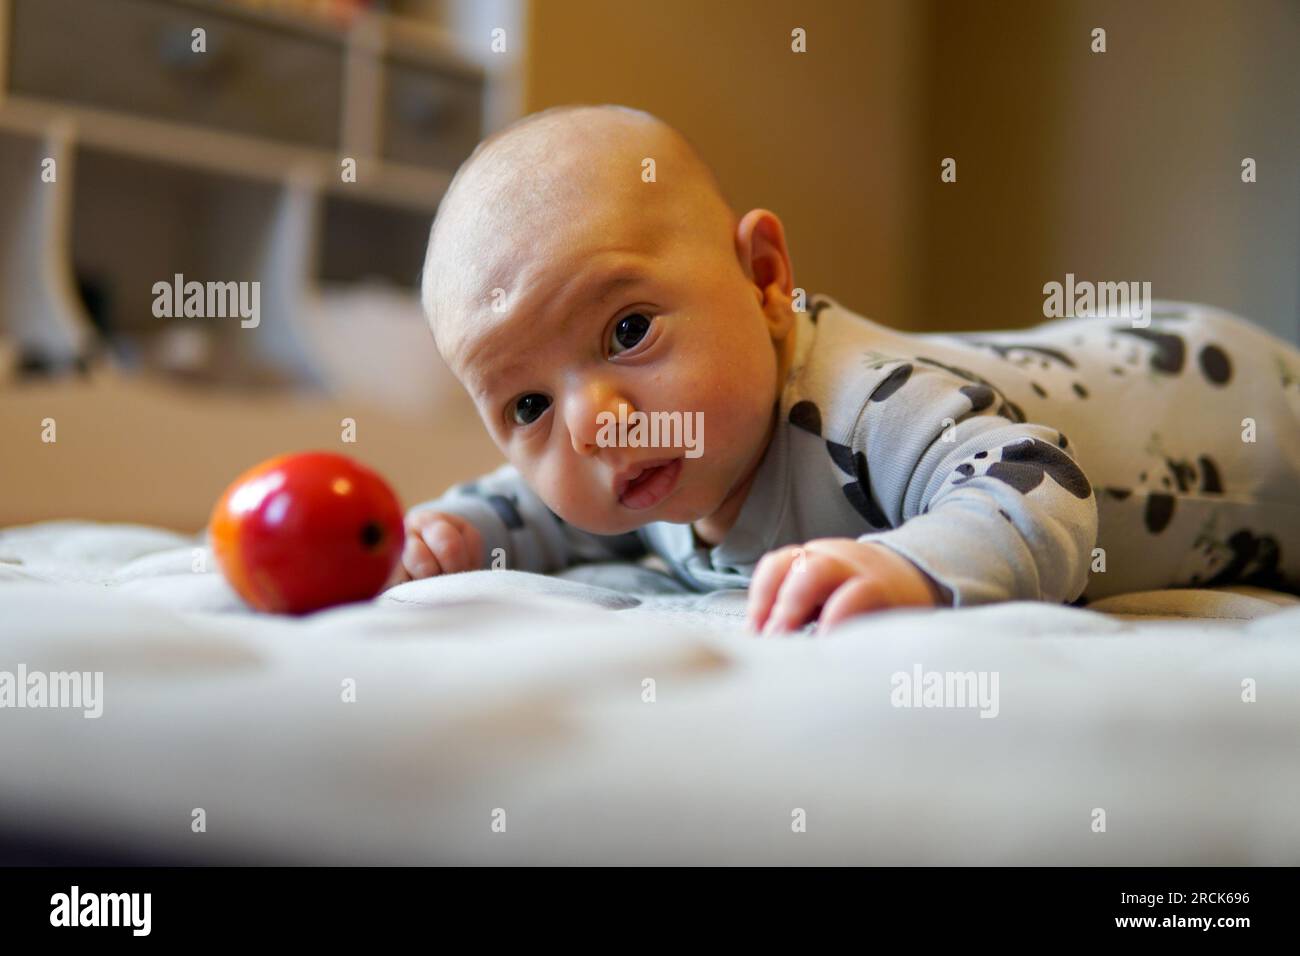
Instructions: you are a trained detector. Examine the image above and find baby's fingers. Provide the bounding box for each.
[747,546,802,632]
[419,520,474,574]
[817,577,890,632]
[435,513,485,571]
[401,532,443,580]
[764,553,848,635]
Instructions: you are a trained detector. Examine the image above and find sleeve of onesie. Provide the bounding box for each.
[409,463,647,573]
[843,359,1098,607]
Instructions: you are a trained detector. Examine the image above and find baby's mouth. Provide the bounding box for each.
[614,458,683,510]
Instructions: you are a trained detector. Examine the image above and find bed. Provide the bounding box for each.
[2,519,1298,864]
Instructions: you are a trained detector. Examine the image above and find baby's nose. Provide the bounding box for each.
[565,386,634,456]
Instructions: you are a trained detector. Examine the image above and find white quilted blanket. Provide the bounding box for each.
[1,521,1298,864]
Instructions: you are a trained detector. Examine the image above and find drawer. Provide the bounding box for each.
[381,57,482,170]
[8,0,343,150]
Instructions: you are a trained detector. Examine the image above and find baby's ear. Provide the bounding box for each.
[735,209,797,342]
[736,208,795,299]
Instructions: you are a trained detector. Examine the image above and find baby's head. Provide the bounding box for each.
[421,104,798,536]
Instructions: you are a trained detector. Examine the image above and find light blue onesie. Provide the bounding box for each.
[416,297,1300,607]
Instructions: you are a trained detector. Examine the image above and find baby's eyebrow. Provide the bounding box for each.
[469,269,651,397]
[586,271,647,304]
[546,270,648,324]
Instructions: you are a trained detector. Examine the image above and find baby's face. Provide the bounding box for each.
[438,197,787,536]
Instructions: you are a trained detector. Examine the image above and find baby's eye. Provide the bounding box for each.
[512,393,551,426]
[609,313,653,355]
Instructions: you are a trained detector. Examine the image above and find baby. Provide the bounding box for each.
[402,104,1300,633]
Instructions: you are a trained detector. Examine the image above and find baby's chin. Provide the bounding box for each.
[549,488,711,536]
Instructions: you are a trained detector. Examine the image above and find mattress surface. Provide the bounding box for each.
[2,521,1297,864]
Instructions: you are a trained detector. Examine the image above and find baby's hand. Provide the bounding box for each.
[398,510,485,581]
[747,538,939,635]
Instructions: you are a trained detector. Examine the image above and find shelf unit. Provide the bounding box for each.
[0,0,485,388]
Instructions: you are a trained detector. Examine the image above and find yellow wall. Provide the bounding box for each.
[522,0,1299,339]
[523,0,925,329]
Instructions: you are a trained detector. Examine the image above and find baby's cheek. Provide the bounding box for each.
[520,456,563,502]
[527,456,609,525]
[702,377,772,445]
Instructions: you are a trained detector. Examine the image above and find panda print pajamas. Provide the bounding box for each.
[418,296,1300,607]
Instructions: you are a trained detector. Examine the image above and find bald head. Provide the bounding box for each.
[420,105,736,358]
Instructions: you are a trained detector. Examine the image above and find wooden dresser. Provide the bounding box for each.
[0,0,486,385]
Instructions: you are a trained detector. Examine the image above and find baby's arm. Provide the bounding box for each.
[750,359,1099,631]
[400,463,646,580]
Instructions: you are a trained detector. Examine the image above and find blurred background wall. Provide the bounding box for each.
[1046,0,1298,340]
[519,0,925,333]
[2,0,1296,530]
[517,0,1298,339]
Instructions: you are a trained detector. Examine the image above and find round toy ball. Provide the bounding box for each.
[209,451,404,614]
